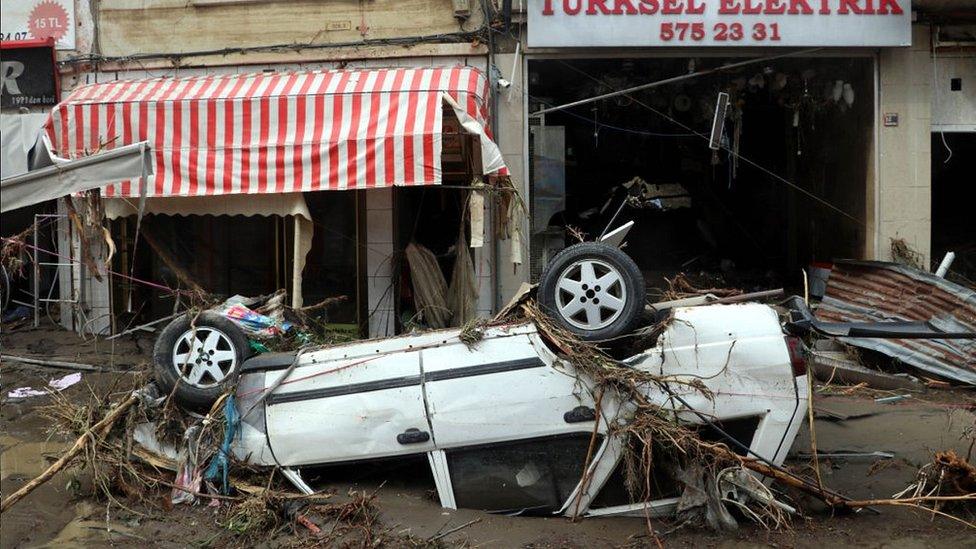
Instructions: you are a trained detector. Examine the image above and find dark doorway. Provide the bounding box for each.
[932,132,976,286]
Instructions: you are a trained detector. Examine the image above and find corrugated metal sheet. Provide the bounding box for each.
[816,260,976,385]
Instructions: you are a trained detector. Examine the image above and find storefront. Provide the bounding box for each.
[1,37,62,321]
[506,0,915,291]
[40,64,512,337]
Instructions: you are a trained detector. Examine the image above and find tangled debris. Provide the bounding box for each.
[2,296,973,543]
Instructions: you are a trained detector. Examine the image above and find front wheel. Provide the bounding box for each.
[538,242,646,341]
[152,312,250,410]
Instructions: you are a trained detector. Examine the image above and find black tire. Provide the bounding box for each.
[152,312,250,410]
[538,242,645,341]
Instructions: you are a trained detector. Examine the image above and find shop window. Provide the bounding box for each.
[446,433,599,515]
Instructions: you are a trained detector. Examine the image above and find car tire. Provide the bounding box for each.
[538,242,645,341]
[152,312,250,410]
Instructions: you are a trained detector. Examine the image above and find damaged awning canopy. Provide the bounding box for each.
[41,66,508,198]
[1,138,153,213]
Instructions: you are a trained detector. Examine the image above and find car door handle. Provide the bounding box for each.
[396,428,431,445]
[564,406,596,423]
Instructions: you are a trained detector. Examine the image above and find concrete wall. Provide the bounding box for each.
[876,24,933,265]
[931,53,976,132]
[492,52,531,306]
[95,0,481,59]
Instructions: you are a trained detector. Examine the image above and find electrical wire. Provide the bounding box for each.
[547,60,867,227]
[59,30,489,69]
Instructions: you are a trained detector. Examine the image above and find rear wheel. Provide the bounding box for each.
[153,312,249,410]
[538,242,645,341]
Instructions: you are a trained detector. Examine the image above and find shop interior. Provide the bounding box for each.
[527,56,874,293]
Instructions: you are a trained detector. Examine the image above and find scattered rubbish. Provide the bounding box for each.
[797,451,895,460]
[1,354,107,372]
[807,262,832,299]
[649,288,784,314]
[814,260,976,385]
[892,450,976,517]
[935,251,957,278]
[875,395,910,404]
[6,372,82,399]
[809,340,926,392]
[405,242,451,329]
[217,296,294,339]
[812,408,879,423]
[2,305,31,323]
[718,466,797,523]
[428,517,482,542]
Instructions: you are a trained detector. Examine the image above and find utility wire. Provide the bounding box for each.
[553,60,866,227]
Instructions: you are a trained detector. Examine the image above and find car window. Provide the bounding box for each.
[446,433,600,515]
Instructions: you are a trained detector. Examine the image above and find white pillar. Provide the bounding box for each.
[365,188,395,338]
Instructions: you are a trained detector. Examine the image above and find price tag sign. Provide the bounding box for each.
[528,0,911,48]
[0,0,75,50]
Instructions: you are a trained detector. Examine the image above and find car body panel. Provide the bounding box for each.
[232,303,807,517]
[264,349,432,465]
[421,324,598,448]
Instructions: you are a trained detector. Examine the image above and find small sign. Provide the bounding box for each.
[1,39,59,108]
[0,0,75,50]
[884,113,899,127]
[326,20,353,31]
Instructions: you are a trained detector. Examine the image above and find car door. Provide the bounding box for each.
[264,338,434,467]
[421,324,604,513]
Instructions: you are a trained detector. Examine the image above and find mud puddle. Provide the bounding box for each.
[1,434,71,480]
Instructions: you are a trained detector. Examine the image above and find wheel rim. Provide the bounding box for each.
[171,327,238,388]
[554,258,627,331]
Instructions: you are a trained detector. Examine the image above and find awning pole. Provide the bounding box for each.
[292,216,303,308]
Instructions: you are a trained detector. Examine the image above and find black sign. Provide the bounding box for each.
[1,40,58,108]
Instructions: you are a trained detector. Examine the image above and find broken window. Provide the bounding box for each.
[446,433,600,515]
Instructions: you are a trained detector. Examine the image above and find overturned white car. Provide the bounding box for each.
[151,242,808,517]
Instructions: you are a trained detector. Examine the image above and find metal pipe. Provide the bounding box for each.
[935,251,955,278]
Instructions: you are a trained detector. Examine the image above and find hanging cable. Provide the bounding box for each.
[550,60,866,227]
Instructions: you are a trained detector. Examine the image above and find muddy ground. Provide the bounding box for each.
[2,323,974,548]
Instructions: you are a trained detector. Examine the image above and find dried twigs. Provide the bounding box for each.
[0,393,139,513]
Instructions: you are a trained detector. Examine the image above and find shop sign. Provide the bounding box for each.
[1,39,59,108]
[0,0,76,50]
[528,0,911,48]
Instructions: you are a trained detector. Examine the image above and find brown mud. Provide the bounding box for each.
[2,324,974,547]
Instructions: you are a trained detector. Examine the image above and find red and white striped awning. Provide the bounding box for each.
[43,66,507,197]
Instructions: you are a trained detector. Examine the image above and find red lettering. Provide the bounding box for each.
[838,0,861,14]
[878,0,903,14]
[765,0,786,14]
[613,0,638,14]
[564,0,583,14]
[819,0,830,14]
[586,0,612,14]
[638,0,659,13]
[719,0,740,14]
[743,0,762,14]
[789,0,813,14]
[686,0,705,14]
[542,0,555,14]
[661,0,682,14]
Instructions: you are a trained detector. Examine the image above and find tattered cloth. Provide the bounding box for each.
[42,67,508,197]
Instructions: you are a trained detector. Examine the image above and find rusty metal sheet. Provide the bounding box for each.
[815,260,976,385]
